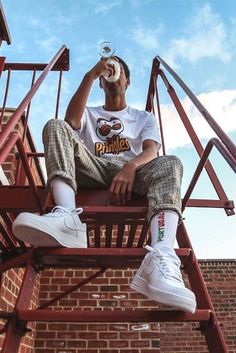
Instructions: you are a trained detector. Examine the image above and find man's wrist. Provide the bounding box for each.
[85,71,97,81]
[126,161,139,169]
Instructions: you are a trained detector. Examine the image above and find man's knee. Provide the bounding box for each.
[42,119,76,146]
[43,118,69,134]
[147,155,183,175]
[165,155,183,174]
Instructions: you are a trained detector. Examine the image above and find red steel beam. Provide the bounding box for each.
[0,251,31,274]
[145,57,159,112]
[176,223,228,353]
[145,60,234,217]
[3,48,69,72]
[159,71,233,216]
[0,186,234,213]
[55,69,63,119]
[155,55,236,159]
[38,268,106,309]
[182,138,235,214]
[34,247,190,257]
[0,67,11,129]
[18,308,210,322]
[201,312,228,353]
[0,133,43,212]
[0,45,68,151]
[155,78,166,155]
[0,56,6,76]
[0,222,17,248]
[0,248,191,271]
[32,248,191,269]
[177,222,214,309]
[1,251,37,353]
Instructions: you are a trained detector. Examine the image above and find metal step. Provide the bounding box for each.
[17,308,211,323]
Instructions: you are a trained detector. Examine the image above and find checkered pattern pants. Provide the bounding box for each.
[43,119,183,222]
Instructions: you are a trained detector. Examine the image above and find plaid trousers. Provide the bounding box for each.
[42,119,183,222]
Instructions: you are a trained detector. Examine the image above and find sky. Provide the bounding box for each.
[0,0,235,259]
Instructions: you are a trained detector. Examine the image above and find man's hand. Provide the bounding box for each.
[88,59,115,80]
[109,162,138,205]
[65,59,114,130]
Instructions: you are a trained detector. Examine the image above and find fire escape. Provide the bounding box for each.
[0,5,236,353]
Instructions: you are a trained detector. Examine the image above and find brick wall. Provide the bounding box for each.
[0,108,43,353]
[160,260,236,353]
[34,268,161,353]
[0,108,44,185]
[0,269,40,353]
[33,260,236,353]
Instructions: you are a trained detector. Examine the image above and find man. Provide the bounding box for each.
[13,56,196,313]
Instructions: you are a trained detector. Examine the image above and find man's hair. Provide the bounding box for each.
[113,56,130,79]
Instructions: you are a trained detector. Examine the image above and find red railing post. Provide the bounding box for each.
[0,67,11,129]
[1,251,37,353]
[0,45,67,151]
[146,57,235,216]
[155,55,236,159]
[0,56,5,77]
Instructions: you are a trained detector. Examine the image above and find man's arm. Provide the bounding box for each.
[65,60,112,129]
[109,139,158,205]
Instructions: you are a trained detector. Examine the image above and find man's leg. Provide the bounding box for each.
[43,119,111,200]
[13,119,111,248]
[130,155,196,313]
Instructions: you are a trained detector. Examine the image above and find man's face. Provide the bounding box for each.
[100,57,130,95]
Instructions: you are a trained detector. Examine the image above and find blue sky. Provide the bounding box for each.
[1,0,235,259]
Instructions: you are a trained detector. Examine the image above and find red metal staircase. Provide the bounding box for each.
[0,46,235,353]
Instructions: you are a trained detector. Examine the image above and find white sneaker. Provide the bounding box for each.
[130,245,196,313]
[13,206,87,248]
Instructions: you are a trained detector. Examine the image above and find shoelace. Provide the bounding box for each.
[45,206,83,217]
[145,245,183,283]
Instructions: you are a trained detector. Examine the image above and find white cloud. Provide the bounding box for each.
[36,36,61,54]
[158,89,236,151]
[164,4,231,67]
[129,0,155,8]
[130,22,164,51]
[93,0,122,15]
[29,18,40,27]
[130,90,236,151]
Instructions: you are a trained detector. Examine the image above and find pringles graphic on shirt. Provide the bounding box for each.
[95,116,131,156]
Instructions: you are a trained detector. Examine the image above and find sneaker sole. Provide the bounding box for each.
[130,275,196,313]
[13,215,87,248]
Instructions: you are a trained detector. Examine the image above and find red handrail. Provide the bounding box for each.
[0,45,67,151]
[155,55,236,159]
[182,138,236,214]
[145,55,235,216]
[0,132,43,212]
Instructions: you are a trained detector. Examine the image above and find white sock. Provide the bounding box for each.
[150,211,179,250]
[50,177,76,210]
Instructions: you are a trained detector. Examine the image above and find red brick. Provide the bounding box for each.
[131,340,150,347]
[36,331,56,339]
[109,340,129,348]
[57,332,77,339]
[48,323,68,331]
[99,332,118,339]
[120,332,139,339]
[46,340,66,348]
[67,340,87,348]
[109,324,128,331]
[88,340,108,348]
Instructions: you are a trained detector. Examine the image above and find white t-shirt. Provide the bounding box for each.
[77,105,161,159]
